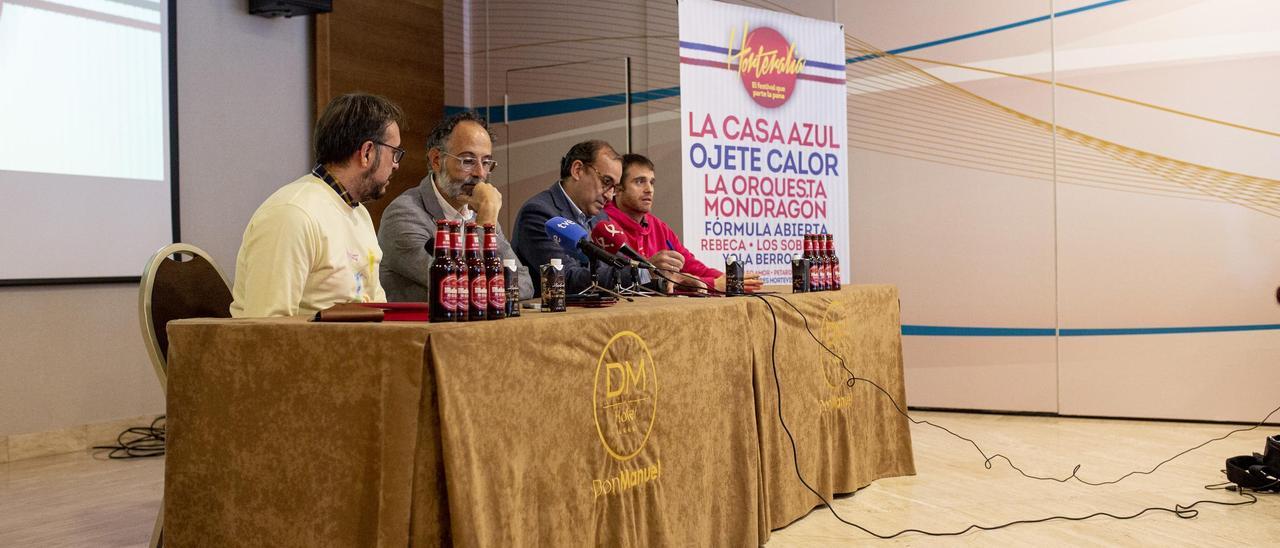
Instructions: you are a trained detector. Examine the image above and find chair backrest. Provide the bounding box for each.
[138,243,233,394]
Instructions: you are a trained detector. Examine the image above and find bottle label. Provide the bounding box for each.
[472,274,488,306]
[489,275,505,309]
[442,274,457,311]
[454,272,468,311]
[436,276,451,314]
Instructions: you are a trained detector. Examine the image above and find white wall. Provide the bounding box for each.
[178,1,313,273]
[0,0,312,437]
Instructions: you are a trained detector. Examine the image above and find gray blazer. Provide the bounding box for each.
[377,174,533,302]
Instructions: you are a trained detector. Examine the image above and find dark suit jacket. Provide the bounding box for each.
[512,181,632,296]
[377,174,533,302]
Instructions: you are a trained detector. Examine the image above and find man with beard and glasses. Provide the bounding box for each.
[377,111,533,302]
[230,93,402,317]
[513,139,638,296]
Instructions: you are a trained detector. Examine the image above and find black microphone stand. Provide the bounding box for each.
[575,256,632,302]
[618,263,662,297]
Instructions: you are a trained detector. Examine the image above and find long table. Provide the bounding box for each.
[164,285,913,546]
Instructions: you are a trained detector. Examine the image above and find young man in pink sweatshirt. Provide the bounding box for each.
[603,153,763,293]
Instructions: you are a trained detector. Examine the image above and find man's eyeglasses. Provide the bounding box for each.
[373,141,406,163]
[583,164,616,189]
[442,151,498,173]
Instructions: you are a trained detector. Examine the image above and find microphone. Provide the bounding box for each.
[590,221,656,270]
[544,216,631,269]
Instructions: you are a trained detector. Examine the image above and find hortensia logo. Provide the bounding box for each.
[728,22,806,108]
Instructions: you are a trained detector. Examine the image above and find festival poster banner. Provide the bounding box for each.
[679,0,848,285]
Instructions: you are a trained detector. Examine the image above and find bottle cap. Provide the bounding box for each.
[550,258,563,268]
[503,259,516,269]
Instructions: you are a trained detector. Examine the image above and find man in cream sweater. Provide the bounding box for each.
[230,93,404,317]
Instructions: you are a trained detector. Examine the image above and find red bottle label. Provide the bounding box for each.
[454,273,468,311]
[472,274,488,305]
[440,274,453,311]
[489,276,505,309]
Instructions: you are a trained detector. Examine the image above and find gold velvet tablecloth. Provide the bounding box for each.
[744,286,916,540]
[164,286,913,547]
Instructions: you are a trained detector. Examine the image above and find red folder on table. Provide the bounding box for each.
[358,302,430,322]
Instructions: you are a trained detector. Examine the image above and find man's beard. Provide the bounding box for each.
[438,169,483,202]
[365,175,389,202]
[358,155,390,202]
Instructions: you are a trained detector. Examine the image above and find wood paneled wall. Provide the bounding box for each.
[315,0,444,228]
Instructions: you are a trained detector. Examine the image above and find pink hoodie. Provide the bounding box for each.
[603,202,723,287]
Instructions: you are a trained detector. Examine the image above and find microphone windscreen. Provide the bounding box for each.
[544,216,588,254]
[589,221,627,254]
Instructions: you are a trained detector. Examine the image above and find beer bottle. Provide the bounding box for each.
[483,224,505,320]
[826,234,841,290]
[449,221,466,321]
[428,219,454,322]
[805,235,820,292]
[465,221,487,321]
[816,234,829,291]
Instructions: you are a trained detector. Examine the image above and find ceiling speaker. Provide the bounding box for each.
[249,0,332,18]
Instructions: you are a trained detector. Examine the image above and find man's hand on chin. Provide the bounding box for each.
[466,182,502,225]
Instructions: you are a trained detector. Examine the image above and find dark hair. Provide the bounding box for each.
[559,140,618,179]
[426,110,494,154]
[621,153,654,182]
[313,93,404,166]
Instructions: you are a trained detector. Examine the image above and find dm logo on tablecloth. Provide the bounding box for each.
[728,23,806,108]
[593,331,658,461]
[819,298,855,411]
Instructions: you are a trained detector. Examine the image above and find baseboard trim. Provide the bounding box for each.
[2,415,164,463]
[908,406,1280,428]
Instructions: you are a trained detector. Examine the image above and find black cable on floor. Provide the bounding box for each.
[753,293,1263,538]
[92,415,165,459]
[766,293,1280,486]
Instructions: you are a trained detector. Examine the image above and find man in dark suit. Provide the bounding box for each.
[512,140,635,296]
[377,111,533,302]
